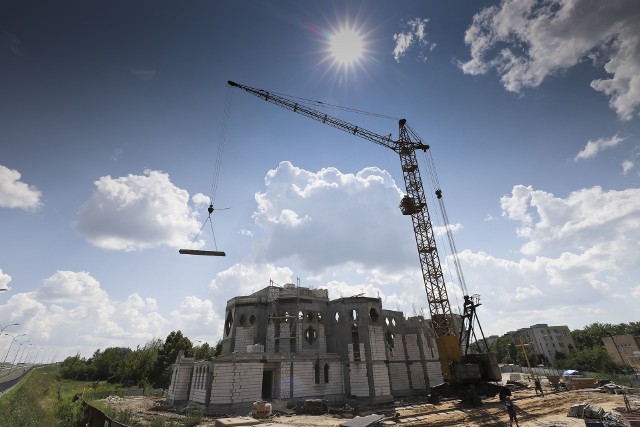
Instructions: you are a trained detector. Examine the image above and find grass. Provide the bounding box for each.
[0,366,60,427]
[0,367,191,426]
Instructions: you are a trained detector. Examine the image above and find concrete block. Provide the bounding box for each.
[214,416,259,426]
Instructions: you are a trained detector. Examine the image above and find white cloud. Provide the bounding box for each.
[0,165,42,210]
[460,0,640,120]
[632,285,640,298]
[252,161,413,273]
[574,135,625,161]
[500,185,640,256]
[170,296,222,341]
[622,160,634,174]
[75,170,203,251]
[0,270,230,359]
[209,262,294,296]
[393,17,436,63]
[0,269,11,291]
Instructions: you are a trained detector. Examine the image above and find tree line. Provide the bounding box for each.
[59,331,221,389]
[487,322,639,374]
[60,322,638,388]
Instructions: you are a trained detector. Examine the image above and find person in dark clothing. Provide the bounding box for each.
[534,377,544,396]
[505,395,519,426]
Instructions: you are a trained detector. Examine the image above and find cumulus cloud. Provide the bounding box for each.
[75,170,202,251]
[500,185,640,256]
[210,262,294,296]
[393,17,436,63]
[0,269,11,291]
[574,135,625,161]
[170,296,223,340]
[0,270,228,359]
[460,0,640,120]
[252,161,413,272]
[0,165,42,210]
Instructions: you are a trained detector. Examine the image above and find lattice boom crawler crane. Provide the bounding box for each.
[228,80,505,400]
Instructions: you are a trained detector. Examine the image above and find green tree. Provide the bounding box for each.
[59,354,92,380]
[91,347,132,383]
[491,336,517,364]
[119,340,161,387]
[150,331,193,388]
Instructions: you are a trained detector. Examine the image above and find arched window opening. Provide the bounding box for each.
[314,362,320,384]
[334,312,340,322]
[351,324,361,361]
[249,314,256,325]
[224,311,233,337]
[369,308,379,322]
[386,331,395,349]
[306,311,314,321]
[305,326,317,345]
[324,364,330,383]
[350,309,358,320]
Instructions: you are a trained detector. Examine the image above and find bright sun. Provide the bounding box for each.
[329,28,364,66]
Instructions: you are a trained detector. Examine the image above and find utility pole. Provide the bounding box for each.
[515,337,535,381]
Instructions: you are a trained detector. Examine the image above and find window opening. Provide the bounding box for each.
[314,362,320,384]
[351,324,361,361]
[324,364,330,383]
[369,308,379,322]
[249,315,256,325]
[305,326,317,344]
[224,311,233,337]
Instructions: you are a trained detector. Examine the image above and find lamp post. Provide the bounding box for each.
[0,323,19,335]
[10,339,29,371]
[23,346,35,366]
[32,347,43,366]
[2,333,27,365]
[17,343,32,368]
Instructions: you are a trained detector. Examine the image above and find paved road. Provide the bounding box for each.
[0,366,33,395]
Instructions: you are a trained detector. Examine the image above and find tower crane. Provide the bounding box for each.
[228,80,505,400]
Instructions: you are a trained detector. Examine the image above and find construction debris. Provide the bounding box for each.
[339,414,385,427]
[567,401,627,426]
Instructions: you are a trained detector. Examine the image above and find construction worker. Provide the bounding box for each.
[624,392,631,412]
[534,377,544,396]
[504,395,519,426]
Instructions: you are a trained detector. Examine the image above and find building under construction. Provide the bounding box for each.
[167,282,448,414]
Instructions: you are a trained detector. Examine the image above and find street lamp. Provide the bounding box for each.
[2,333,27,365]
[0,323,19,334]
[17,343,32,368]
[31,347,43,366]
[23,346,35,366]
[10,339,29,371]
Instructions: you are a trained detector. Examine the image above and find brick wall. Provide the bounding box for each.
[210,363,263,405]
[426,361,444,385]
[371,363,391,397]
[368,325,386,361]
[234,326,255,352]
[266,323,275,353]
[410,363,426,389]
[167,362,193,403]
[349,362,369,397]
[389,362,410,393]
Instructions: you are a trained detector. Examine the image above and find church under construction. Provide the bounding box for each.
[167,282,446,414]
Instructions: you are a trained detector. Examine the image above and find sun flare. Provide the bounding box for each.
[329,28,364,66]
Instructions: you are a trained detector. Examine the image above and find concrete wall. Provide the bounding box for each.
[166,353,194,405]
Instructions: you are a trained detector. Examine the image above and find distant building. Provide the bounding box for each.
[167,282,447,414]
[602,335,640,372]
[507,324,575,364]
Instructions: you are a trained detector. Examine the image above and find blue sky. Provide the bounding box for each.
[1,0,639,361]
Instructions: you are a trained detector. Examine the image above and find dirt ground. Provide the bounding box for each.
[102,387,637,426]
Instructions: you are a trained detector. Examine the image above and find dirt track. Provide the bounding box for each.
[103,388,635,426]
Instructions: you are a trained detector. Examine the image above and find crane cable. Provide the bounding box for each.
[410,124,470,300]
[209,85,233,206]
[266,89,401,121]
[187,85,234,251]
